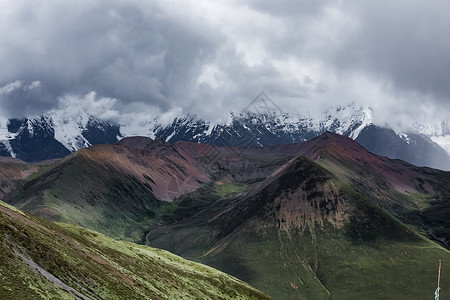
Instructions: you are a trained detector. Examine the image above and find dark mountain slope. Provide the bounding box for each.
[0,201,271,300]
[356,124,450,170]
[6,117,71,162]
[2,116,121,162]
[295,132,450,245]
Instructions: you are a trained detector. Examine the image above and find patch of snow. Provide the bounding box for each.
[49,110,91,152]
[205,123,214,136]
[399,133,411,144]
[431,135,450,156]
[165,130,176,142]
[350,107,373,139]
[0,116,16,157]
[2,140,16,158]
[413,120,450,155]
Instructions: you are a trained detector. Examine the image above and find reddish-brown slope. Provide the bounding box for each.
[5,137,212,240]
[293,132,443,206]
[283,132,450,248]
[208,131,444,239]
[81,137,210,201]
[0,157,40,198]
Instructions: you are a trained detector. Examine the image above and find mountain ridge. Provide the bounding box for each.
[2,105,450,170]
[4,131,450,299]
[143,132,450,299]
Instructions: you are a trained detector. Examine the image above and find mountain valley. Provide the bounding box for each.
[2,132,450,299]
[2,1,450,299]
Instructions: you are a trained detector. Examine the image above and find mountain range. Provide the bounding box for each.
[3,132,450,299]
[1,104,450,171]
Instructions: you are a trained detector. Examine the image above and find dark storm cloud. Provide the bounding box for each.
[239,0,450,123]
[246,0,450,99]
[246,0,331,18]
[0,1,222,117]
[331,1,450,104]
[0,0,449,125]
[0,81,55,117]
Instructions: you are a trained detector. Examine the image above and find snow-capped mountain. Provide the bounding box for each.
[145,106,450,170]
[151,105,372,147]
[414,120,450,155]
[355,125,450,171]
[1,104,450,170]
[0,112,121,162]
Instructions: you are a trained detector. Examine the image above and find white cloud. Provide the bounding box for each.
[56,92,120,122]
[0,80,23,94]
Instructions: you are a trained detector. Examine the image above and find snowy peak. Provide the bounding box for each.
[153,104,373,148]
[1,104,450,171]
[413,120,450,155]
[414,120,450,137]
[148,106,450,170]
[0,111,121,162]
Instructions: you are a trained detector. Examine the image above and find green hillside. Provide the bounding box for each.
[0,201,271,300]
[147,157,450,299]
[4,142,210,242]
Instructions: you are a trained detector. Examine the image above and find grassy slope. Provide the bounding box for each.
[0,201,271,300]
[214,182,249,199]
[4,141,215,243]
[307,133,450,246]
[317,157,450,249]
[314,183,449,299]
[147,159,450,300]
[197,182,450,300]
[5,151,172,242]
[4,140,294,245]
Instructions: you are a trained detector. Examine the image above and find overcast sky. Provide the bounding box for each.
[0,0,449,128]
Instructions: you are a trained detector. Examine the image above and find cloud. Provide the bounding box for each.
[55,92,121,122]
[0,1,222,113]
[330,1,450,103]
[0,0,449,127]
[0,81,24,95]
[0,80,54,117]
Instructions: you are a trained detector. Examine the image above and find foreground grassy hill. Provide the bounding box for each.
[0,201,271,299]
